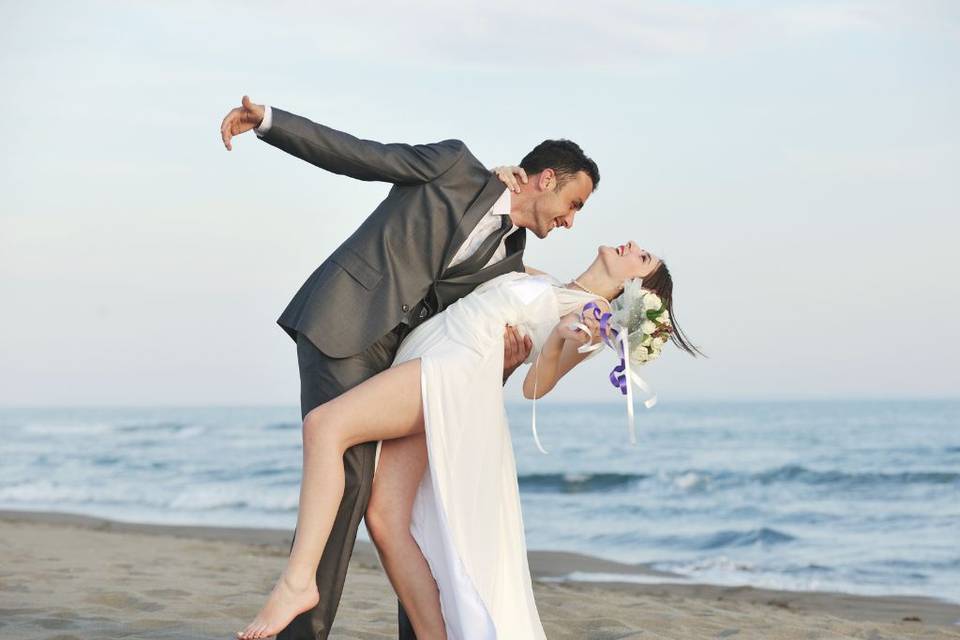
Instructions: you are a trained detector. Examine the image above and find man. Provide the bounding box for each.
[219,95,599,639]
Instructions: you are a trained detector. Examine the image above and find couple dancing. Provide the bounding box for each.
[219,95,698,639]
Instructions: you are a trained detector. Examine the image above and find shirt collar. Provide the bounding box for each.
[491,187,512,217]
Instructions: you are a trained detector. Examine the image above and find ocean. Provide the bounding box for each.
[1,400,957,603]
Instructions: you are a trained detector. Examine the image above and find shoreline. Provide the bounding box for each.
[2,508,959,638]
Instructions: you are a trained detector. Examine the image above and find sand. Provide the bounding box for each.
[1,509,958,639]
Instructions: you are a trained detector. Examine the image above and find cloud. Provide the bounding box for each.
[9,0,940,75]
[4,1,956,76]
[217,0,959,69]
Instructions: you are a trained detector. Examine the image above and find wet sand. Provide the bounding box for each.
[2,509,958,639]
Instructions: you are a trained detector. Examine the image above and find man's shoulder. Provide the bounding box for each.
[429,138,486,181]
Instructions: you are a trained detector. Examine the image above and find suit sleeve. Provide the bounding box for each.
[257,107,467,184]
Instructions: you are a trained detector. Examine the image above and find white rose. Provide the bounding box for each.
[634,348,649,363]
[653,335,667,347]
[643,292,662,311]
[640,334,653,347]
[641,320,658,335]
[657,309,670,324]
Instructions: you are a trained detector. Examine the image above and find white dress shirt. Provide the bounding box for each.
[254,105,519,271]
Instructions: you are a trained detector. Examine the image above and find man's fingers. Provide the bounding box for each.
[242,94,252,111]
[220,114,230,150]
[503,326,514,352]
[508,327,520,354]
[505,326,524,360]
[519,168,528,183]
[221,110,239,150]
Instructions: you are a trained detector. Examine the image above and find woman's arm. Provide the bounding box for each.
[491,165,528,193]
[521,305,606,399]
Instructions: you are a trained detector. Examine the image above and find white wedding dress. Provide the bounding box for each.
[371,271,601,639]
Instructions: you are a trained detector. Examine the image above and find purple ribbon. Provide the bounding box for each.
[579,302,629,396]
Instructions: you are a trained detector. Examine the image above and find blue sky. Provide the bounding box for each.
[1,1,958,406]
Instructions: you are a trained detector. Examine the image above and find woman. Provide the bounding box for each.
[236,238,698,639]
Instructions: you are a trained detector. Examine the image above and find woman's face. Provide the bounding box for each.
[598,240,661,281]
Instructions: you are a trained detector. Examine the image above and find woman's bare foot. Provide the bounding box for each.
[236,571,319,639]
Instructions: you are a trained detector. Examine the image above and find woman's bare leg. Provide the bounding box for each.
[366,433,446,638]
[237,358,425,640]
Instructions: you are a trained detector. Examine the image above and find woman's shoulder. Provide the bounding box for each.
[499,271,558,305]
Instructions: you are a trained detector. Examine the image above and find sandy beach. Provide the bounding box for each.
[1,510,958,639]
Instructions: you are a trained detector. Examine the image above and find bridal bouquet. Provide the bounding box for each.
[609,277,673,365]
[571,277,672,446]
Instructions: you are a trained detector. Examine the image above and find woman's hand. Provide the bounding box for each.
[491,165,528,193]
[555,311,599,347]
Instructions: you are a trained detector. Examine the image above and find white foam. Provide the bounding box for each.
[539,571,692,585]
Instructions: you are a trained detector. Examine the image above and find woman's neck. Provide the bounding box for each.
[566,271,617,302]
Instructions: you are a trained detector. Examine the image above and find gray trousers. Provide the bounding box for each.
[277,327,417,640]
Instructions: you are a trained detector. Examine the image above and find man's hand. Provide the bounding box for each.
[220,95,266,151]
[503,325,533,384]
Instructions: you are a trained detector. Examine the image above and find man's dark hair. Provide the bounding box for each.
[519,139,600,191]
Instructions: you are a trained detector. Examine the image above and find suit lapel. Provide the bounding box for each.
[439,231,526,286]
[441,174,507,277]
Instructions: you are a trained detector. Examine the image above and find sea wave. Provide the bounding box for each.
[518,464,959,495]
[518,472,647,493]
[750,464,959,487]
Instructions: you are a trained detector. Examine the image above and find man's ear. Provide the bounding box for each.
[538,168,556,192]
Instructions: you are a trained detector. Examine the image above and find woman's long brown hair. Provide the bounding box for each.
[633,261,704,357]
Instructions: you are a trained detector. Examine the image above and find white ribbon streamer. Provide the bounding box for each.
[531,350,549,454]
[528,316,658,454]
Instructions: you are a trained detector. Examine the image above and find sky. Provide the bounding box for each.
[1,0,958,408]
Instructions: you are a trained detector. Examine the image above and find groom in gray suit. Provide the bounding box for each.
[220,95,599,639]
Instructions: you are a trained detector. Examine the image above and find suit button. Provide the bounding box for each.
[419,308,428,319]
[401,304,409,312]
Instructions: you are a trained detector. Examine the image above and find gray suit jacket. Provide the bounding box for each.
[260,107,526,359]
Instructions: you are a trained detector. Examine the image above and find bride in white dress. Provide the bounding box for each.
[237,241,700,640]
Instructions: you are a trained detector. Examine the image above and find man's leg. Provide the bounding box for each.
[277,329,417,640]
[398,602,417,638]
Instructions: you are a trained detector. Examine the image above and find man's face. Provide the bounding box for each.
[529,170,594,239]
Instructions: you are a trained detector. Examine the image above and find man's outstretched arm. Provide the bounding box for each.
[220,95,466,184]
